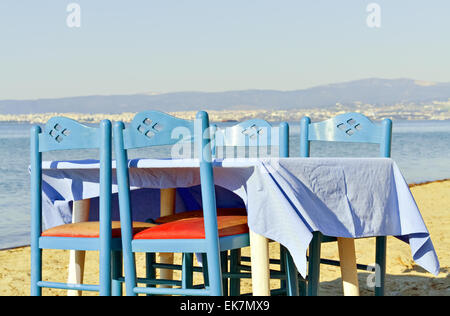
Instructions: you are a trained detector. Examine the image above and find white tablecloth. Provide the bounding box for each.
[40,157,440,277]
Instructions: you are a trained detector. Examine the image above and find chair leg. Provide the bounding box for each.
[375,236,387,296]
[112,251,123,296]
[30,247,42,296]
[207,251,223,296]
[279,244,287,293]
[283,246,299,296]
[229,249,241,296]
[99,249,112,296]
[182,253,194,289]
[202,254,209,288]
[145,253,156,296]
[221,251,229,295]
[123,252,138,296]
[298,275,307,296]
[307,231,322,296]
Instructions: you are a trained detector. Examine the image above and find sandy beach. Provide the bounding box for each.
[1,180,448,296]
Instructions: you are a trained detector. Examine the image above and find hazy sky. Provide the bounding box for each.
[1,0,450,99]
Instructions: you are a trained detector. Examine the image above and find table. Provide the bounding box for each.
[41,157,440,296]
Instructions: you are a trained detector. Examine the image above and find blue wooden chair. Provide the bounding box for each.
[212,119,303,296]
[30,117,147,296]
[114,110,250,296]
[300,113,392,296]
[151,118,297,295]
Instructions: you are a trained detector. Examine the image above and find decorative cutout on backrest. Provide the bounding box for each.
[214,119,289,158]
[217,119,273,148]
[335,117,364,137]
[307,112,383,144]
[124,111,195,150]
[136,117,165,139]
[39,117,101,152]
[48,123,71,143]
[241,124,264,140]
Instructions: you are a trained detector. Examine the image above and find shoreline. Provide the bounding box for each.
[408,178,450,188]
[0,245,29,252]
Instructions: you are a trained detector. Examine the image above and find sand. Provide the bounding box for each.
[1,180,449,296]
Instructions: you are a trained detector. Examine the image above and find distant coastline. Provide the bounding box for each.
[0,104,449,124]
[2,79,450,123]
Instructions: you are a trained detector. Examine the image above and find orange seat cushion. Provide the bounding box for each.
[41,221,156,238]
[154,207,247,224]
[134,216,249,240]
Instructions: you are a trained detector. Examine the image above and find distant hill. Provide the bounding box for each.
[1,78,450,114]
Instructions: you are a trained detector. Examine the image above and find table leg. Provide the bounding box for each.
[337,237,360,296]
[159,188,176,287]
[67,199,91,296]
[249,230,270,296]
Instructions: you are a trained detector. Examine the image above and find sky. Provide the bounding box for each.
[1,0,450,100]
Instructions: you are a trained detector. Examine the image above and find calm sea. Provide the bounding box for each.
[0,120,449,250]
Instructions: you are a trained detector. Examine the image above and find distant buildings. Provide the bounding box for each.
[0,102,449,123]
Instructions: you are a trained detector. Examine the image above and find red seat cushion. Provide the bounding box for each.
[41,221,156,238]
[154,207,247,224]
[134,216,249,240]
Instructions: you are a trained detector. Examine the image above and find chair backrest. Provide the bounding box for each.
[121,110,195,150]
[300,112,392,158]
[213,119,289,158]
[30,117,112,249]
[113,110,219,247]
